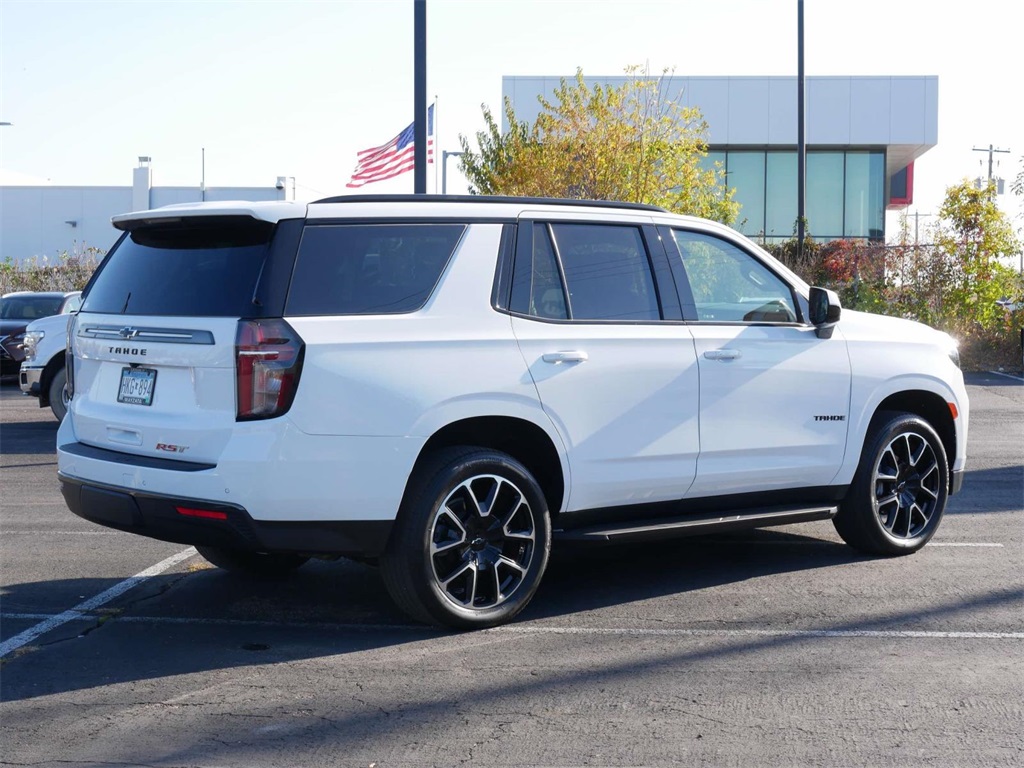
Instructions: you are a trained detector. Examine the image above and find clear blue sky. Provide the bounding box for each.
[1,0,1021,232]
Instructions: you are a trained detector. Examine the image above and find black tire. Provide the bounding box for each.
[834,411,948,556]
[380,446,552,629]
[48,366,68,422]
[196,545,309,577]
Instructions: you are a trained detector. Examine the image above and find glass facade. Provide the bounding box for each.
[710,149,885,242]
[725,152,765,237]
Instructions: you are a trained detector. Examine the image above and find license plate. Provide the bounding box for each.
[117,367,157,406]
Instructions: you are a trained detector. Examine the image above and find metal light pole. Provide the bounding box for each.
[442,150,464,195]
[796,0,806,260]
[413,0,427,194]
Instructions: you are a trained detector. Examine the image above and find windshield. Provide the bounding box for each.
[0,295,64,321]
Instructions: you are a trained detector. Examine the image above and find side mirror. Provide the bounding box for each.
[809,287,841,339]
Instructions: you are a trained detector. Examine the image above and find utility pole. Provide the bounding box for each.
[972,144,1010,196]
[911,211,933,246]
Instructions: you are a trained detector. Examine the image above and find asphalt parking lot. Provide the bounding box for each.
[1,372,1022,767]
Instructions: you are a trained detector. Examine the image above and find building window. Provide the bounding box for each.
[699,151,728,199]
[844,151,885,239]
[807,152,845,240]
[718,148,885,242]
[765,152,797,240]
[727,152,765,238]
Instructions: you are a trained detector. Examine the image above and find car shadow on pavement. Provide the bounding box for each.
[946,465,1024,514]
[0,418,60,457]
[1,527,874,703]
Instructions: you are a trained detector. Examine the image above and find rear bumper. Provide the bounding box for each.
[59,474,394,557]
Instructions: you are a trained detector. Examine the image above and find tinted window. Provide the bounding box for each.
[510,223,567,320]
[671,230,798,323]
[287,224,464,316]
[82,220,273,317]
[0,295,63,320]
[551,223,660,321]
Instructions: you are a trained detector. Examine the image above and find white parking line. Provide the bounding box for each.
[1,612,1021,641]
[927,542,1004,547]
[501,626,1024,640]
[0,547,197,659]
[0,530,126,535]
[987,370,1024,382]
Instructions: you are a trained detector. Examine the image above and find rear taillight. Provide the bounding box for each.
[235,319,304,421]
[65,314,77,401]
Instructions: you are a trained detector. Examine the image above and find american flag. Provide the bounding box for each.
[346,104,435,188]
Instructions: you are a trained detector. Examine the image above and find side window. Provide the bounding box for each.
[510,223,568,320]
[287,224,465,315]
[551,223,661,321]
[671,230,798,323]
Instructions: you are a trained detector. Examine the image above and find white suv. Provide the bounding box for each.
[19,292,82,420]
[57,196,969,628]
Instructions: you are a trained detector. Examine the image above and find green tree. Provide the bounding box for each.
[458,67,739,224]
[932,179,1021,330]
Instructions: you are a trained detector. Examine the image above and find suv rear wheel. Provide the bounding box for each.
[381,447,551,629]
[834,412,948,555]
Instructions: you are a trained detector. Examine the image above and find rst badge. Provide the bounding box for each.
[155,442,188,454]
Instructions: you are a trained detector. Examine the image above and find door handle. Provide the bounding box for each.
[542,350,589,364]
[703,349,741,361]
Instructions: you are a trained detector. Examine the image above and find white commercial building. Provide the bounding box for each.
[0,158,287,263]
[503,75,938,242]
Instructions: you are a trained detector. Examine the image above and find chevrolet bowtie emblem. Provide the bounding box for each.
[118,327,140,339]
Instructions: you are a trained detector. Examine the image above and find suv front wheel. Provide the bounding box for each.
[834,412,949,555]
[381,447,552,629]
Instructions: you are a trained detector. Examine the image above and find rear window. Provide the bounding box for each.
[286,224,465,315]
[81,219,273,317]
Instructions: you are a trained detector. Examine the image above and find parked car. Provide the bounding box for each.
[57,196,969,629]
[18,291,83,420]
[1,291,81,376]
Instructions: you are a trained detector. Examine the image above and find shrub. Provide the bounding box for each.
[0,246,103,295]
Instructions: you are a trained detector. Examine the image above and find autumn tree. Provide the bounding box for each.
[458,68,739,224]
[930,179,1021,330]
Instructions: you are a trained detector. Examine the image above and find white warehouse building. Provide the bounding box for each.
[0,158,287,263]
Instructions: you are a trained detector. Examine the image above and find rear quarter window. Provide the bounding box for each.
[81,219,273,317]
[286,223,465,315]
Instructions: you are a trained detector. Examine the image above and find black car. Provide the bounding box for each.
[0,292,81,375]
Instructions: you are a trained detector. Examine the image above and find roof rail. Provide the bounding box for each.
[310,193,667,213]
